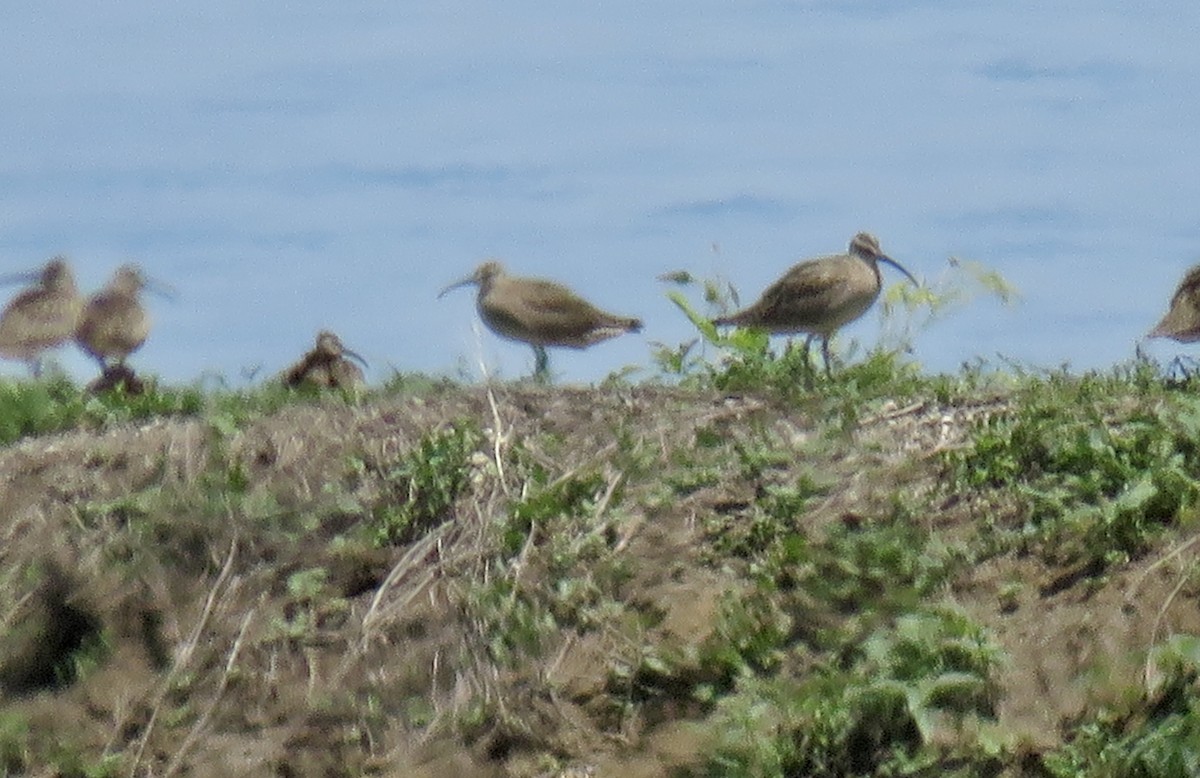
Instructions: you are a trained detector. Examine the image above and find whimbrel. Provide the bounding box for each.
[1148,265,1200,343]
[712,232,918,375]
[438,260,643,377]
[0,257,83,376]
[283,330,368,390]
[75,264,171,372]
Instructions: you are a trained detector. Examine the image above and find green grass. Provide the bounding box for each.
[1045,635,1200,778]
[360,421,481,547]
[946,369,1200,571]
[699,607,1005,778]
[7,327,1200,776]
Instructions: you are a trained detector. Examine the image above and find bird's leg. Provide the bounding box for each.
[795,335,814,390]
[120,364,141,393]
[820,336,833,379]
[27,358,43,380]
[532,345,550,383]
[1171,355,1200,382]
[92,354,118,387]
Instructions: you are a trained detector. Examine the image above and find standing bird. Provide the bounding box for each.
[0,257,83,377]
[1148,265,1200,343]
[438,260,643,378]
[283,330,368,390]
[712,232,918,375]
[75,264,172,374]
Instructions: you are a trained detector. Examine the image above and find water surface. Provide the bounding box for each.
[2,2,1197,382]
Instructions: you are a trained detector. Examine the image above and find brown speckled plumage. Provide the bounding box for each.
[0,257,83,374]
[1149,265,1200,343]
[283,330,367,390]
[76,264,162,370]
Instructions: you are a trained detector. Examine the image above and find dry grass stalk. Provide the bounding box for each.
[130,537,239,775]
[1144,566,1194,696]
[163,608,256,778]
[1127,529,1200,604]
[484,382,513,498]
[360,520,457,644]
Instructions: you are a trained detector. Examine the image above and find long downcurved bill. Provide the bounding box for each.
[437,275,477,299]
[342,347,369,369]
[0,269,41,287]
[879,255,919,286]
[141,274,179,301]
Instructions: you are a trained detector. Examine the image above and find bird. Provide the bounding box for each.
[75,264,171,374]
[712,232,918,375]
[84,363,146,396]
[1148,265,1200,343]
[282,330,368,391]
[438,260,643,378]
[0,256,83,377]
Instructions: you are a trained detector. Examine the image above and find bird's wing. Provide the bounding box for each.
[1,289,76,327]
[1169,265,1200,311]
[753,258,855,324]
[283,350,324,387]
[78,293,148,349]
[505,279,609,339]
[1151,264,1200,340]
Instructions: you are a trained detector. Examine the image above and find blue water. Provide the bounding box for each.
[2,2,1198,383]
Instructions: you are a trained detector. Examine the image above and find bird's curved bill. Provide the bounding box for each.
[879,256,919,286]
[0,269,41,287]
[143,274,178,301]
[343,347,369,369]
[437,275,476,299]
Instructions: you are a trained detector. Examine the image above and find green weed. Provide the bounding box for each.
[464,461,632,669]
[465,578,556,665]
[657,258,1015,402]
[1045,634,1200,777]
[0,377,86,443]
[0,712,29,774]
[878,256,1020,355]
[948,379,1200,570]
[498,470,608,559]
[269,567,350,643]
[367,422,480,547]
[48,746,122,778]
[701,607,1005,777]
[84,381,205,423]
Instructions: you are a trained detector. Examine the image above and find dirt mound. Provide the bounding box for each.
[0,384,1194,775]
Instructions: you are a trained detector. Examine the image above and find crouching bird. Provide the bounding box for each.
[283,330,368,390]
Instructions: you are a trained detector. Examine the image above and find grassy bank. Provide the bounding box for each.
[1,347,1200,776]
